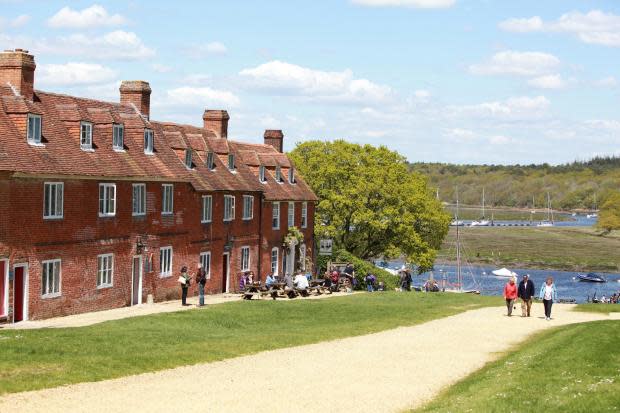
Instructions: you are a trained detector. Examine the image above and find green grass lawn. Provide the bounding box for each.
[0,292,498,395]
[415,320,620,413]
[439,226,620,272]
[574,303,620,313]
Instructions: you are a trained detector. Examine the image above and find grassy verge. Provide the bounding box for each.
[415,320,620,413]
[573,304,620,313]
[0,292,498,395]
[439,226,620,272]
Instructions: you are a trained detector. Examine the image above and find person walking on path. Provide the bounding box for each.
[179,266,191,306]
[539,276,558,320]
[517,274,535,317]
[365,273,376,292]
[503,277,518,316]
[196,264,207,307]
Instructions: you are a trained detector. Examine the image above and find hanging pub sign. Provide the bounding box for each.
[319,239,333,256]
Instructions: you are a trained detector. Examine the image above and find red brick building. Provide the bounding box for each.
[0,49,317,322]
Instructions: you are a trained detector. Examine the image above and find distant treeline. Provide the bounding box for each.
[409,156,620,210]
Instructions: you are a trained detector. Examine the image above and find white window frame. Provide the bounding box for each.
[243,195,254,220]
[206,151,215,170]
[288,168,296,184]
[240,246,250,272]
[132,183,146,216]
[97,253,114,288]
[272,202,280,230]
[259,165,266,183]
[224,195,235,221]
[27,113,42,145]
[160,246,173,277]
[185,149,193,169]
[80,121,93,151]
[301,202,308,228]
[41,258,61,298]
[43,182,64,219]
[201,195,212,223]
[144,128,154,155]
[228,153,235,171]
[98,183,116,217]
[288,202,295,227]
[275,166,282,183]
[162,184,173,215]
[113,123,124,151]
[270,247,279,275]
[200,251,211,280]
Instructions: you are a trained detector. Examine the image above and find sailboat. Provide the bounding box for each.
[537,192,554,227]
[450,187,465,226]
[471,187,490,226]
[586,193,598,219]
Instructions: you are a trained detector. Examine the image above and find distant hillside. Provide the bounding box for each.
[409,156,620,210]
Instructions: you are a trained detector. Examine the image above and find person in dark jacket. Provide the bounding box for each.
[517,274,535,317]
[196,264,207,307]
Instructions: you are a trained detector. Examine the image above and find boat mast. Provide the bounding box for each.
[456,186,462,291]
[482,187,486,219]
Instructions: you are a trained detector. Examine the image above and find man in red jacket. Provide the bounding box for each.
[503,277,518,316]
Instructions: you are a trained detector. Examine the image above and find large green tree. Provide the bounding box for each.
[290,140,450,272]
[596,191,620,233]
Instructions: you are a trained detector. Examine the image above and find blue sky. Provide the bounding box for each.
[1,0,619,164]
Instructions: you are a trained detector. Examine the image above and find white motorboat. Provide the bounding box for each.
[586,213,598,219]
[492,268,518,278]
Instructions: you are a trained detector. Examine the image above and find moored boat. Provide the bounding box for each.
[577,273,607,283]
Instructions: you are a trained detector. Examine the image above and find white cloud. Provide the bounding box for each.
[594,76,617,87]
[185,41,228,58]
[48,4,126,29]
[0,14,30,29]
[414,89,431,99]
[350,0,455,8]
[469,50,560,76]
[239,60,392,105]
[451,96,550,120]
[162,86,240,107]
[499,10,620,47]
[182,73,213,85]
[0,30,155,60]
[151,63,172,73]
[488,135,514,145]
[37,62,117,86]
[527,74,566,90]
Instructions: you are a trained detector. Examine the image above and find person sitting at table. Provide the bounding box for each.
[330,269,340,292]
[247,271,254,284]
[294,272,310,296]
[265,273,276,288]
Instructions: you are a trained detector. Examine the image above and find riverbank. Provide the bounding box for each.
[439,226,620,272]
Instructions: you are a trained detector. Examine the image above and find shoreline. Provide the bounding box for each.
[434,259,619,275]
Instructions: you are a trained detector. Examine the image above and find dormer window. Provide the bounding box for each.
[185,149,193,169]
[144,129,154,154]
[113,123,124,151]
[80,121,93,150]
[275,166,283,183]
[288,168,296,184]
[259,165,266,183]
[206,151,215,170]
[227,154,235,171]
[27,113,42,145]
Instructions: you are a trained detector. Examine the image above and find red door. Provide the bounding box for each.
[0,261,5,316]
[14,267,24,322]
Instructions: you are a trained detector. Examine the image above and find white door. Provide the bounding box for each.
[131,256,142,305]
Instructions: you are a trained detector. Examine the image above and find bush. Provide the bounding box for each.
[316,249,400,290]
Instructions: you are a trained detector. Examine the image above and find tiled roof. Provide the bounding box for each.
[0,85,317,201]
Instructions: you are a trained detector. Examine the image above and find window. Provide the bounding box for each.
[288,202,295,227]
[200,251,211,280]
[227,154,235,171]
[206,151,215,170]
[27,113,42,144]
[80,121,93,150]
[98,183,116,217]
[301,202,308,228]
[160,246,172,277]
[240,246,250,271]
[259,165,266,183]
[270,247,279,275]
[132,183,146,216]
[201,195,212,223]
[43,182,63,219]
[113,123,124,150]
[243,195,254,220]
[162,184,173,215]
[275,166,282,183]
[144,129,154,154]
[224,195,235,221]
[97,254,114,288]
[185,149,193,169]
[272,202,280,229]
[41,259,61,297]
[288,168,296,184]
[300,244,307,271]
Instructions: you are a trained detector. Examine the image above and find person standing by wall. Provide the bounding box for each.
[503,277,518,316]
[179,266,191,306]
[196,263,206,307]
[539,276,558,320]
[517,274,535,317]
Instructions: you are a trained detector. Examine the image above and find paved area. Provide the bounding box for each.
[0,304,609,413]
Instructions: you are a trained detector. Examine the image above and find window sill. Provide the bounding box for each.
[144,151,155,156]
[223,219,234,223]
[27,141,45,147]
[161,212,174,216]
[201,220,212,224]
[43,216,64,221]
[42,293,61,299]
[132,213,146,217]
[98,214,116,218]
[113,148,126,153]
[228,169,237,174]
[159,273,172,278]
[81,147,95,152]
[97,284,113,290]
[242,217,253,221]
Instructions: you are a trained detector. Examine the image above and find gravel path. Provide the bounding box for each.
[0,304,608,413]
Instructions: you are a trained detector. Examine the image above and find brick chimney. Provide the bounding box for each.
[264,130,284,153]
[203,110,229,139]
[0,49,36,101]
[120,80,151,119]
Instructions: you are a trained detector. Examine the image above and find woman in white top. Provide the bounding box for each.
[538,276,558,320]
